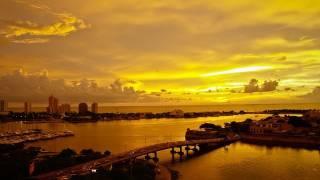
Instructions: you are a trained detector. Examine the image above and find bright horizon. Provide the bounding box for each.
[6,102,320,109]
[1,0,320,104]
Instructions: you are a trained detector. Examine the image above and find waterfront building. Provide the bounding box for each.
[59,104,71,114]
[91,102,98,113]
[249,124,265,134]
[0,100,8,112]
[249,115,294,134]
[79,103,88,114]
[47,95,59,114]
[24,102,32,113]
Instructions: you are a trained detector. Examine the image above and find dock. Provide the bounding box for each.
[0,129,74,145]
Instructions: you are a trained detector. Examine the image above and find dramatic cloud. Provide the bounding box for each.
[244,79,279,93]
[301,86,320,101]
[3,14,88,41]
[0,0,320,104]
[244,79,260,93]
[260,80,279,92]
[0,69,157,103]
[0,0,89,44]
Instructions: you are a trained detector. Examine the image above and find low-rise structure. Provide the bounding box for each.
[249,115,294,135]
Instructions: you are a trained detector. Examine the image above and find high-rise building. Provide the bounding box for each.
[24,102,32,113]
[91,102,98,113]
[78,103,88,114]
[59,104,71,114]
[0,100,8,112]
[47,95,59,114]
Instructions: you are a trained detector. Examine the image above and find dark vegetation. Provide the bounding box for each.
[3,110,243,122]
[199,123,222,130]
[70,160,157,180]
[225,119,253,133]
[9,111,61,120]
[262,109,310,114]
[0,143,157,180]
[33,148,109,175]
[1,109,316,123]
[197,119,253,133]
[287,116,311,127]
[0,143,39,179]
[63,112,100,122]
[0,144,110,179]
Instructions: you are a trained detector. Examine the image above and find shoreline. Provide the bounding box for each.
[1,111,246,123]
[0,109,311,123]
[0,130,74,145]
[240,133,320,149]
[1,109,308,123]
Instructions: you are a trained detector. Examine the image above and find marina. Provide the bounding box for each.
[0,129,74,145]
[0,114,320,180]
[0,129,42,138]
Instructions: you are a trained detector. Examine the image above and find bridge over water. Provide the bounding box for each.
[35,137,239,179]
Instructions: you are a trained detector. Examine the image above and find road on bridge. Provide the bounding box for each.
[35,138,238,179]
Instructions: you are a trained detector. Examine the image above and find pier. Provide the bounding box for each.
[0,130,74,145]
[0,129,42,138]
[35,137,239,179]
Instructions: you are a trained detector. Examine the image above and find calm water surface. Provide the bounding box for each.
[8,103,320,113]
[0,114,319,180]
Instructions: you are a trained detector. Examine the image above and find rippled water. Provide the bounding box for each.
[1,114,319,179]
[168,142,320,180]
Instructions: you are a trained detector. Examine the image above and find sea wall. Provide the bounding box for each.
[240,134,320,149]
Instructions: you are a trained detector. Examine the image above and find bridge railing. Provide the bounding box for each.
[34,137,239,179]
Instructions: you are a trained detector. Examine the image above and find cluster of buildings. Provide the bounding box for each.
[78,102,98,114]
[47,95,98,114]
[249,116,294,134]
[0,96,99,115]
[46,95,72,114]
[249,111,320,135]
[0,99,34,114]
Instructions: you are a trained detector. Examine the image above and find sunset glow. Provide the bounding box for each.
[1,2,320,179]
[201,66,272,77]
[0,0,320,104]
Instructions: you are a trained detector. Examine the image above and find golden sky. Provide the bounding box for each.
[0,0,320,104]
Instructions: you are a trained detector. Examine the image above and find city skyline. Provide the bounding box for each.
[1,0,320,104]
[0,96,99,113]
[1,1,320,179]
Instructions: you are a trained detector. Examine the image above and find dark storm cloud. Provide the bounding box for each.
[260,80,279,92]
[244,79,279,93]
